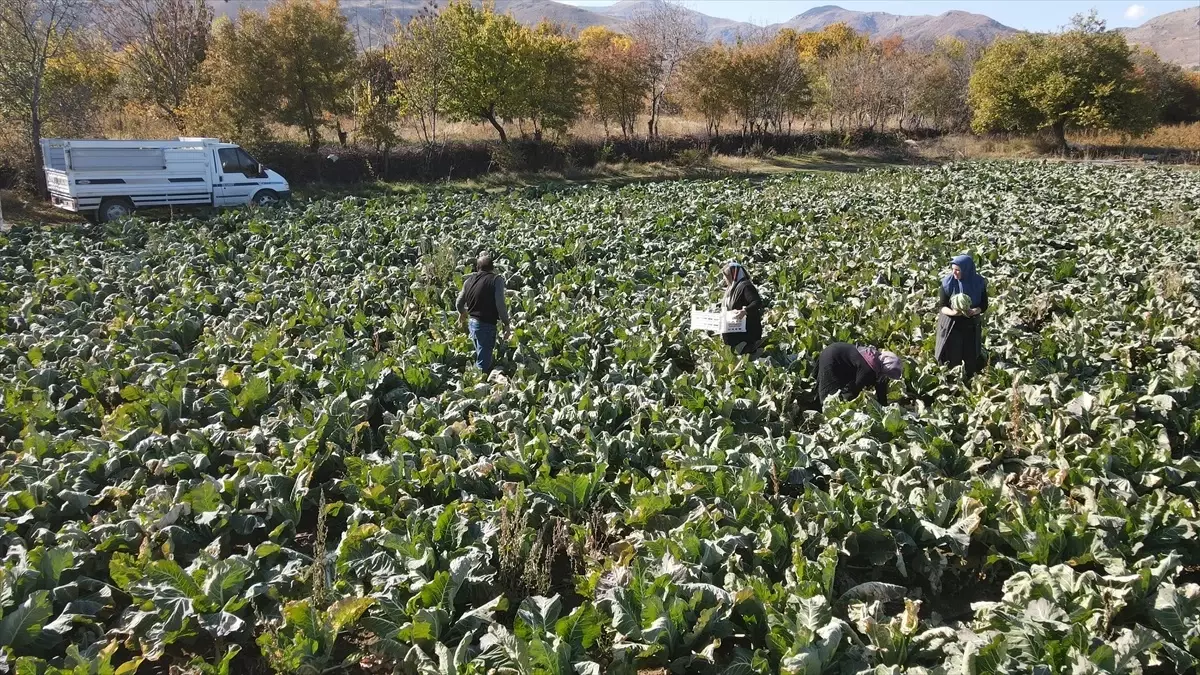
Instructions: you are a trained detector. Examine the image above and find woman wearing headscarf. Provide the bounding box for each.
[815,343,904,406]
[720,261,764,355]
[935,254,988,378]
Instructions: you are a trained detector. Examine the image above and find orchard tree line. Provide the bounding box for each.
[2,0,1199,189]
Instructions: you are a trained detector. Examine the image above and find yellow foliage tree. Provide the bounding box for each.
[42,31,120,138]
[103,0,213,132]
[438,0,528,143]
[183,0,355,151]
[181,15,273,144]
[578,26,652,139]
[679,43,730,136]
[783,23,868,63]
[0,0,93,193]
[969,12,1154,148]
[388,4,450,144]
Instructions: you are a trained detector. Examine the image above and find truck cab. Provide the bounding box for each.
[42,137,291,223]
[210,142,290,208]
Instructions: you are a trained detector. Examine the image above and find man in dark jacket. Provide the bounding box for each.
[456,254,509,373]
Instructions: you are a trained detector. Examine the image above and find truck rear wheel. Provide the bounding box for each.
[97,198,135,223]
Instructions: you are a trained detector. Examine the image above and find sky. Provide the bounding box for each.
[560,0,1200,31]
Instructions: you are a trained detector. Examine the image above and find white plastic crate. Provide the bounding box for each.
[690,309,746,334]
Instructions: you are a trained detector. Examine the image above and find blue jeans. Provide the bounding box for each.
[468,318,498,372]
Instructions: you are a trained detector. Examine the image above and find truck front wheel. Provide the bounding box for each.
[97,198,135,223]
[251,190,279,207]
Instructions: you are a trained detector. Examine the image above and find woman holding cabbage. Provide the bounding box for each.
[935,254,988,378]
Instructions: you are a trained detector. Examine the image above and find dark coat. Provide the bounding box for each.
[935,285,988,377]
[722,279,764,353]
[816,342,888,405]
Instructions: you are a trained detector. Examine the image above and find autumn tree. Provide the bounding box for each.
[260,0,356,152]
[913,37,978,131]
[439,0,527,142]
[578,26,651,139]
[763,32,814,133]
[969,12,1153,149]
[40,31,120,137]
[785,23,871,131]
[811,41,874,131]
[102,0,212,131]
[389,3,450,144]
[723,37,812,135]
[184,0,355,151]
[679,43,729,136]
[874,37,915,131]
[0,0,89,194]
[788,23,868,62]
[1132,48,1200,124]
[722,43,766,134]
[182,14,274,143]
[353,48,401,156]
[628,0,703,137]
[516,22,585,138]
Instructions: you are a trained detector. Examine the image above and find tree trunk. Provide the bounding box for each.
[484,106,507,143]
[1051,119,1068,151]
[31,112,47,197]
[308,125,321,153]
[648,93,659,138]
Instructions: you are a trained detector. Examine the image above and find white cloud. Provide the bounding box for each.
[1124,4,1147,19]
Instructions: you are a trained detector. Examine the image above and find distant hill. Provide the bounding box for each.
[495,0,621,31]
[595,0,756,43]
[205,0,1015,46]
[204,1,1200,70]
[774,5,1016,45]
[1120,6,1200,70]
[205,0,618,47]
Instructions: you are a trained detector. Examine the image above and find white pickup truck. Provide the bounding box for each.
[41,137,291,223]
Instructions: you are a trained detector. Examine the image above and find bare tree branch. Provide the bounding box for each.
[0,0,89,194]
[100,0,212,130]
[628,0,702,137]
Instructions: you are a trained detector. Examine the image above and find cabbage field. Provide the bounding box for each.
[0,162,1198,674]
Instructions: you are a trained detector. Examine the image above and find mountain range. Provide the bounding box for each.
[1120,6,1200,70]
[205,1,1200,68]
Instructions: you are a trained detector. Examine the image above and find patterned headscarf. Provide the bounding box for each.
[858,346,904,380]
[722,261,750,310]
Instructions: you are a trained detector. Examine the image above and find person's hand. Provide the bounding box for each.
[734,309,747,320]
[968,308,982,317]
[458,314,468,332]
